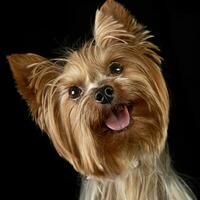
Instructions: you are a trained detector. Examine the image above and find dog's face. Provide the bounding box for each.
[8,0,169,178]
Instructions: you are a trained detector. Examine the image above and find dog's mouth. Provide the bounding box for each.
[104,104,133,131]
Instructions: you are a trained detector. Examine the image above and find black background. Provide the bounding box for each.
[1,0,200,199]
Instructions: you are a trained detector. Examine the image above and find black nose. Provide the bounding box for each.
[95,85,114,104]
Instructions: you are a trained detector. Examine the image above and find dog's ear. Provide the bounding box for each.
[7,53,62,116]
[94,0,152,48]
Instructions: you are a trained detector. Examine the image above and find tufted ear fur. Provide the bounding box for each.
[94,0,153,48]
[7,53,62,118]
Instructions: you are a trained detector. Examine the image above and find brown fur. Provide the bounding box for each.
[7,0,196,199]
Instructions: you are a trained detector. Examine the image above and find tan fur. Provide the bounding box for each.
[7,0,196,199]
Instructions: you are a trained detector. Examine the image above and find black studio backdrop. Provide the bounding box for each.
[0,0,200,199]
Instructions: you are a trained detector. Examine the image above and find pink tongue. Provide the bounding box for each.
[105,106,130,131]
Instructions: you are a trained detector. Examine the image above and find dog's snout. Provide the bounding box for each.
[95,85,114,104]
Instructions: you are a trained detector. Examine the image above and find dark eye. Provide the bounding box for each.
[68,86,83,99]
[109,62,123,75]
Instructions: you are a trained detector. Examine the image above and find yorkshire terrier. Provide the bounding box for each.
[7,0,196,199]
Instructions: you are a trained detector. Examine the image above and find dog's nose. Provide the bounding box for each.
[95,85,114,104]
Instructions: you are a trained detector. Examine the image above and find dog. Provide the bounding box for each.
[7,0,196,199]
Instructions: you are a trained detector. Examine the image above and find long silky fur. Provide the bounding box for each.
[26,42,196,200]
[7,0,197,199]
[80,148,196,200]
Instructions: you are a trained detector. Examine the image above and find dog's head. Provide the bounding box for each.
[8,0,169,178]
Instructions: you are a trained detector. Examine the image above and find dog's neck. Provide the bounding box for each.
[79,148,195,200]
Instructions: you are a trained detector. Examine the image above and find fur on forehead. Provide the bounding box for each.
[63,40,161,87]
[62,0,161,82]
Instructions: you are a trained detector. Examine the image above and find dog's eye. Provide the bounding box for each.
[109,62,123,75]
[69,86,83,99]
